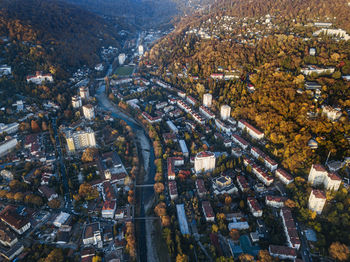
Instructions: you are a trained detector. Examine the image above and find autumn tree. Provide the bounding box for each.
[176,253,189,262]
[154,182,165,194]
[329,242,350,261]
[48,198,61,209]
[239,253,254,262]
[229,229,240,242]
[31,120,41,133]
[81,148,98,162]
[257,250,273,262]
[78,183,99,201]
[154,202,167,217]
[45,248,64,262]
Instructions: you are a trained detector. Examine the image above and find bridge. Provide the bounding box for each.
[134,184,154,188]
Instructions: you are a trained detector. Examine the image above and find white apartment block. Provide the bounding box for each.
[322,106,342,121]
[79,86,90,100]
[0,138,18,157]
[0,123,19,135]
[220,105,231,120]
[203,93,212,107]
[118,53,126,65]
[308,189,326,215]
[83,104,95,120]
[194,151,216,173]
[308,164,341,191]
[26,71,53,84]
[66,128,96,152]
[72,95,82,109]
[237,120,264,140]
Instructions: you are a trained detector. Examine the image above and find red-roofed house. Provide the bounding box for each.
[247,197,262,217]
[102,200,116,218]
[238,120,264,140]
[202,201,215,222]
[275,168,294,185]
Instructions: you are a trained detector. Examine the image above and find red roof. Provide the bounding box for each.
[196,151,214,158]
[239,120,263,135]
[247,197,262,211]
[312,189,326,199]
[196,179,206,194]
[328,172,341,181]
[168,181,178,196]
[202,201,214,218]
[312,164,326,172]
[276,168,293,181]
[232,134,249,146]
[266,195,287,203]
[269,245,297,257]
[102,200,116,211]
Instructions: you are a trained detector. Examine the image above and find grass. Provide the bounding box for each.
[114,66,134,76]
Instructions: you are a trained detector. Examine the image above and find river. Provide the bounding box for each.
[95,84,156,262]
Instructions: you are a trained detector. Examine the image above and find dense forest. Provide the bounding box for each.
[0,0,127,70]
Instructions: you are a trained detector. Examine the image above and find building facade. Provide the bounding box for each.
[194,151,216,173]
[220,105,231,120]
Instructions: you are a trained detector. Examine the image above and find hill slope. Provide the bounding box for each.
[0,0,125,71]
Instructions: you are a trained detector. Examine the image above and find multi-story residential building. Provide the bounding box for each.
[0,206,31,235]
[194,151,216,173]
[118,53,126,65]
[0,138,18,157]
[269,245,297,260]
[308,164,341,191]
[202,201,215,222]
[79,86,90,100]
[264,156,278,171]
[38,185,58,201]
[199,105,215,119]
[215,119,231,134]
[176,204,190,235]
[322,105,342,121]
[186,95,198,106]
[167,157,184,180]
[236,175,250,192]
[0,223,18,247]
[166,120,178,134]
[169,181,178,200]
[26,71,53,84]
[231,134,249,150]
[308,189,326,215]
[247,197,263,217]
[220,105,231,120]
[142,112,162,123]
[65,128,96,152]
[71,95,82,109]
[203,93,212,107]
[83,223,102,246]
[252,165,274,186]
[280,208,301,249]
[265,196,287,208]
[83,104,95,120]
[0,123,19,135]
[195,179,207,198]
[102,201,116,218]
[238,120,264,140]
[275,168,294,185]
[179,140,189,157]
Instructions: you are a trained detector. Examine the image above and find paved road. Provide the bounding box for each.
[52,118,72,209]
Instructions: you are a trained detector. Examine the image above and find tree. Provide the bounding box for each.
[92,256,102,262]
[239,254,254,262]
[48,199,61,209]
[257,250,273,262]
[229,229,240,241]
[31,120,41,133]
[81,148,98,162]
[225,196,232,206]
[329,242,350,261]
[45,248,64,262]
[154,182,165,194]
[176,253,189,262]
[14,192,24,202]
[78,183,99,201]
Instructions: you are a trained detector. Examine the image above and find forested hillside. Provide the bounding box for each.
[0,0,126,73]
[143,0,350,171]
